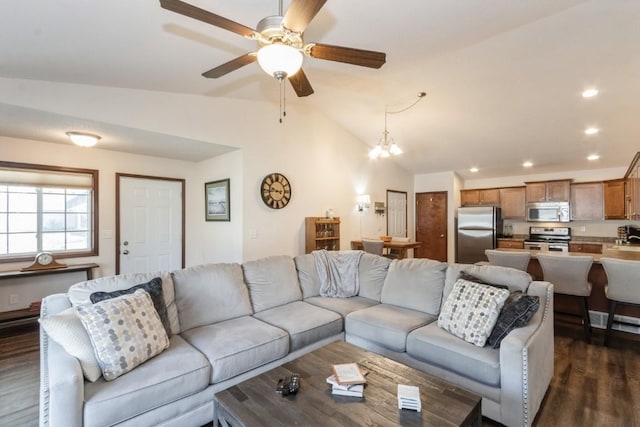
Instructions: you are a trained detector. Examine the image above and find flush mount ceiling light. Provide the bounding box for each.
[522,161,533,168]
[585,127,599,135]
[582,88,599,98]
[369,92,426,160]
[66,132,101,147]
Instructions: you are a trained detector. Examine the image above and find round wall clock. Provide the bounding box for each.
[261,173,291,209]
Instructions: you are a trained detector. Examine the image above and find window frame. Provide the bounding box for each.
[0,161,99,263]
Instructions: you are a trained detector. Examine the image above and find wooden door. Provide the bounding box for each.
[415,191,447,261]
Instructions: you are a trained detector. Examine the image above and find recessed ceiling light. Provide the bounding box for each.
[587,154,600,161]
[470,167,479,173]
[584,127,599,135]
[522,161,533,168]
[582,88,599,98]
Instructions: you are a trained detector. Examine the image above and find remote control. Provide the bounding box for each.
[288,373,300,394]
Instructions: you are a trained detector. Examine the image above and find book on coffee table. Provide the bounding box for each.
[331,363,367,385]
[326,375,364,397]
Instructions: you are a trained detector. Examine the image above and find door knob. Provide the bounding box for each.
[440,234,445,238]
[122,249,129,255]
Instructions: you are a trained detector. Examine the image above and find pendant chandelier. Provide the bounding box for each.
[369,92,426,159]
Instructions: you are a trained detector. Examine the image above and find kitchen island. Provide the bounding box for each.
[496,246,640,333]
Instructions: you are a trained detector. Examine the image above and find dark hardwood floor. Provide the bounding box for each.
[1,321,639,426]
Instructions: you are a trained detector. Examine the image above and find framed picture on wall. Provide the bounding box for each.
[205,179,230,221]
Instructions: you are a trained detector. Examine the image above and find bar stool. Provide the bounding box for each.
[485,249,531,271]
[537,254,594,343]
[361,239,384,256]
[600,257,640,346]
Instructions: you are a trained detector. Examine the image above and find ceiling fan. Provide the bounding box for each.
[159,0,386,97]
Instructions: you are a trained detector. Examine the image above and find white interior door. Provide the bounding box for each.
[118,176,184,274]
[387,190,407,237]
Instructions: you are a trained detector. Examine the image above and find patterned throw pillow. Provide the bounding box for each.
[75,289,170,381]
[438,278,510,347]
[89,277,172,338]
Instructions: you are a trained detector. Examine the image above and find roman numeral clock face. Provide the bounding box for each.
[261,173,291,209]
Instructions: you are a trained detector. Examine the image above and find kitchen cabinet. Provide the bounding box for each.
[305,217,340,253]
[497,239,525,249]
[570,182,604,221]
[568,243,602,254]
[525,180,571,202]
[626,152,640,220]
[604,179,626,220]
[460,188,500,206]
[499,187,526,219]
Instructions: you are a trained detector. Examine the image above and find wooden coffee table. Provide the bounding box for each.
[214,341,481,426]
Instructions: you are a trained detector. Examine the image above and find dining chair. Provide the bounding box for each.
[485,249,531,271]
[361,239,384,256]
[537,253,594,343]
[600,257,640,346]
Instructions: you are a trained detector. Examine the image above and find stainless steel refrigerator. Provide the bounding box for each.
[456,206,502,264]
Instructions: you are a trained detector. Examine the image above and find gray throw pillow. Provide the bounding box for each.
[90,277,172,338]
[487,294,540,349]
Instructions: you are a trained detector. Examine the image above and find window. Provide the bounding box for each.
[0,162,98,262]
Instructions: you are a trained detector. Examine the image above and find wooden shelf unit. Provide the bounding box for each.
[305,217,340,254]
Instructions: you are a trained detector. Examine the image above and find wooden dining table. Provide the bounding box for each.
[351,240,421,259]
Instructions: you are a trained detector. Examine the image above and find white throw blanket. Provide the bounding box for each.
[313,250,364,298]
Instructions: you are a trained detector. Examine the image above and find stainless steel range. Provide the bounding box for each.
[524,226,571,252]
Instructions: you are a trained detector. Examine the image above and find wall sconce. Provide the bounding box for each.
[374,202,386,216]
[357,194,371,212]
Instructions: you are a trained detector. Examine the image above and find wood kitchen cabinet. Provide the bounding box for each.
[525,180,571,202]
[604,179,627,220]
[497,239,525,249]
[568,242,602,254]
[570,182,604,220]
[499,187,526,219]
[460,188,500,206]
[626,152,640,220]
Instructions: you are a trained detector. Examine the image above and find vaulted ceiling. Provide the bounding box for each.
[1,1,638,179]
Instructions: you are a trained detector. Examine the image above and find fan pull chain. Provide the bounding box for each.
[279,77,287,124]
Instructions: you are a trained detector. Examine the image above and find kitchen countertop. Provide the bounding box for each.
[495,246,640,263]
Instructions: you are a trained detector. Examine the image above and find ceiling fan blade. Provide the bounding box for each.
[282,0,327,33]
[288,69,314,97]
[160,0,256,38]
[309,43,386,69]
[202,53,257,78]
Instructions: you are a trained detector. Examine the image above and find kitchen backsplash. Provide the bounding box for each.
[504,219,639,239]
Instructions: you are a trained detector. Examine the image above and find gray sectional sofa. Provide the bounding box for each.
[39,252,554,427]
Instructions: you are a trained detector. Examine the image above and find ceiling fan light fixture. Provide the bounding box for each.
[66,131,101,147]
[257,43,303,79]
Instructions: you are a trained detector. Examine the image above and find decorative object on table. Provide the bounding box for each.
[331,362,367,385]
[205,178,230,221]
[369,92,426,159]
[21,252,67,271]
[397,384,421,412]
[261,172,291,209]
[379,235,392,242]
[326,375,364,397]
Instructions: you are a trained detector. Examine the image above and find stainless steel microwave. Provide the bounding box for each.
[526,202,570,222]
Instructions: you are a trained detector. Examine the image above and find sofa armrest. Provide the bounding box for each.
[499,281,554,427]
[40,294,84,427]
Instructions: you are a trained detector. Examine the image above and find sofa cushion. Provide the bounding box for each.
[380,258,448,315]
[75,290,170,381]
[407,322,501,387]
[437,279,509,347]
[180,316,289,383]
[172,263,252,331]
[83,334,210,427]
[358,253,392,302]
[294,253,322,299]
[487,294,540,349]
[89,277,172,338]
[305,295,379,318]
[68,271,180,335]
[252,301,343,351]
[242,255,302,313]
[345,304,436,352]
[444,264,532,301]
[39,307,102,382]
